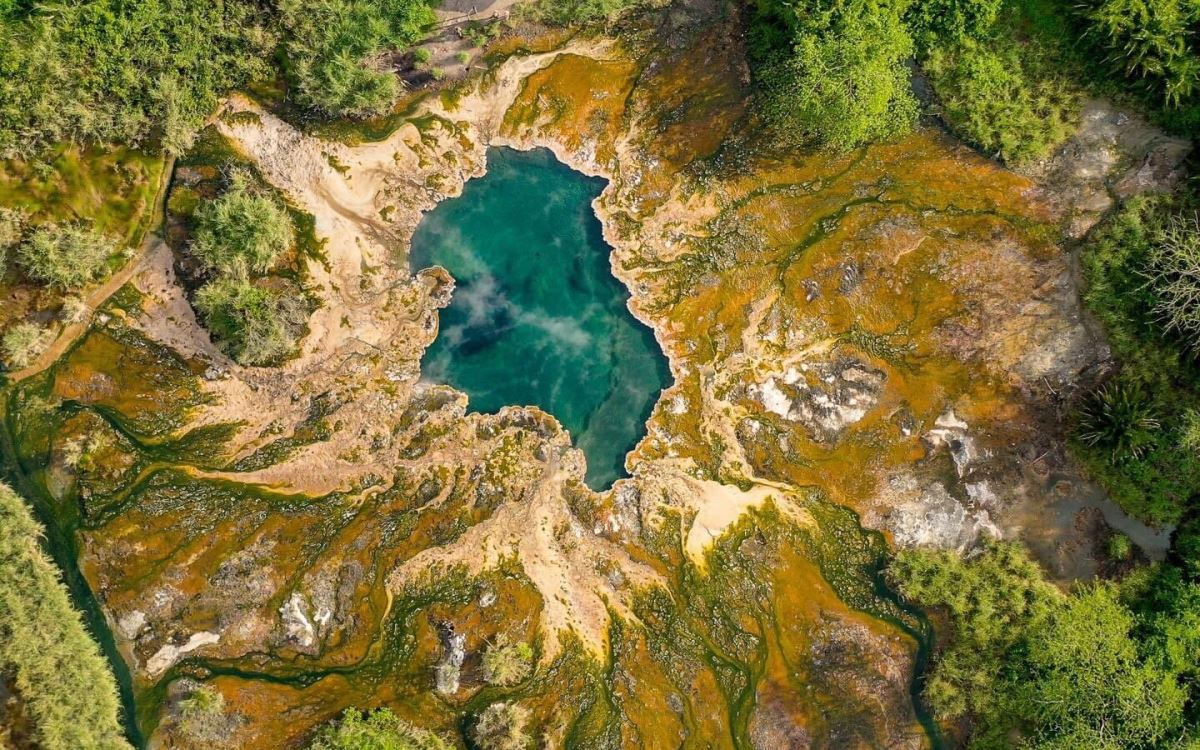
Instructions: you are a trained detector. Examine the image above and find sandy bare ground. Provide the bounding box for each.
[388,455,664,658]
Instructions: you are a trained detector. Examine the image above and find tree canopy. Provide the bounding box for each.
[281,0,436,118]
[892,542,1200,749]
[190,172,295,276]
[193,275,308,366]
[0,0,275,156]
[0,482,132,750]
[0,0,437,155]
[751,0,918,151]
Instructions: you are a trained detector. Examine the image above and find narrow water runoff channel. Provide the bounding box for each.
[410,147,670,489]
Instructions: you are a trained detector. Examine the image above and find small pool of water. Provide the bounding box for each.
[410,147,670,490]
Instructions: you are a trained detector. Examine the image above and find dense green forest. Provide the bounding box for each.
[749,0,1199,158]
[891,542,1200,748]
[0,0,437,157]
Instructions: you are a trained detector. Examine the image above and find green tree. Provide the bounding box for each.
[0,482,132,750]
[753,0,918,151]
[906,0,1002,48]
[193,276,308,366]
[1022,585,1188,748]
[891,542,1060,729]
[1075,195,1200,525]
[15,223,113,290]
[190,173,295,275]
[281,0,435,118]
[893,542,1200,748]
[307,708,452,750]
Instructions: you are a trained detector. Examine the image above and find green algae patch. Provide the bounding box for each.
[0,145,168,247]
[50,325,213,438]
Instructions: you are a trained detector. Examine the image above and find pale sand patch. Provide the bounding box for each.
[686,480,789,561]
[387,458,664,659]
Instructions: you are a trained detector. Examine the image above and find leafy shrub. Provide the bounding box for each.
[190,173,294,275]
[0,207,24,273]
[462,19,503,47]
[1108,532,1134,561]
[1081,196,1183,373]
[174,684,232,744]
[0,0,276,155]
[281,0,435,118]
[752,0,918,152]
[0,482,132,749]
[413,47,432,65]
[1082,0,1200,109]
[891,542,1060,725]
[471,702,531,750]
[60,295,91,324]
[193,276,308,366]
[1181,409,1200,452]
[16,223,114,290]
[61,431,112,473]
[481,636,534,687]
[923,36,1078,165]
[179,685,224,718]
[1173,516,1200,580]
[906,0,1002,48]
[1142,211,1200,349]
[1077,381,1161,462]
[2,321,52,368]
[307,708,452,750]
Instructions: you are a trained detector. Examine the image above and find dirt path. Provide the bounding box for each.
[7,234,170,384]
